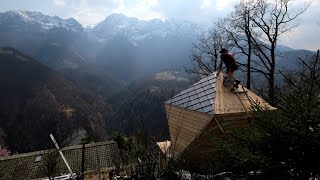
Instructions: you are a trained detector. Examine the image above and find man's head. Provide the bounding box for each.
[219,48,228,54]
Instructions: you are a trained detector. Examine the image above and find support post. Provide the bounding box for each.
[81,143,85,179]
[49,134,75,180]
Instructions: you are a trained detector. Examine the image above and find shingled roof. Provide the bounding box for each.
[164,72,276,161]
[0,141,120,180]
[165,72,275,115]
[165,72,216,114]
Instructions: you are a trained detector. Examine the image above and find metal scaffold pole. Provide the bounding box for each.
[50,133,76,180]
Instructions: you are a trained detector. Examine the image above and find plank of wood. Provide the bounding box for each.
[169,125,198,141]
[169,126,198,140]
[169,117,208,131]
[166,105,211,119]
[169,122,200,134]
[168,114,209,125]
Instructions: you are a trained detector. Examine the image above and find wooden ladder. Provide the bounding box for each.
[234,85,254,121]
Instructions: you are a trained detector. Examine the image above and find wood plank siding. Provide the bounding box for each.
[165,104,212,157]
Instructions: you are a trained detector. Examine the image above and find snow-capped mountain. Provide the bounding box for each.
[0,10,311,82]
[0,10,92,72]
[90,13,205,44]
[89,13,207,80]
[0,10,83,32]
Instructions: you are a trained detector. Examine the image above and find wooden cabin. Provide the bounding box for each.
[164,72,275,170]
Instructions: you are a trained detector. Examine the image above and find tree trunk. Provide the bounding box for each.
[269,45,276,105]
[247,52,251,89]
[214,49,218,71]
[268,73,275,105]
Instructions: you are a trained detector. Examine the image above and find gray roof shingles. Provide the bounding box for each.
[165,73,216,115]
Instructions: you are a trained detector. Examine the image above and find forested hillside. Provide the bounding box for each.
[0,48,112,152]
[109,72,189,140]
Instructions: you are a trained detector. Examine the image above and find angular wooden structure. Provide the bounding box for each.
[165,72,275,170]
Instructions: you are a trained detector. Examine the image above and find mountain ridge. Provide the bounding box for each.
[90,12,205,48]
[0,10,307,52]
[0,10,83,32]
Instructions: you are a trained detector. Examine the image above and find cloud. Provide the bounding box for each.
[216,0,239,11]
[53,0,66,6]
[114,0,164,20]
[49,0,238,25]
[281,24,319,51]
[61,0,164,25]
[216,0,230,10]
[65,0,121,25]
[200,0,238,11]
[201,0,212,9]
[270,0,320,51]
[147,0,159,6]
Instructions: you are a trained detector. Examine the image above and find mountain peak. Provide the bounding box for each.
[107,13,129,19]
[102,13,139,24]
[104,13,166,24]
[5,10,45,21]
[1,10,83,31]
[15,10,43,15]
[91,13,203,41]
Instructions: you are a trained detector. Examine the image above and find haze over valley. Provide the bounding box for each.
[0,9,316,153]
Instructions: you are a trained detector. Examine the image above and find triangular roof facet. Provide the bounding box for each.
[165,72,216,115]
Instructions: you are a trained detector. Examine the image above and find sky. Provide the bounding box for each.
[0,0,319,51]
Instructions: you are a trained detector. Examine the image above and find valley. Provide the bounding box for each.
[0,10,315,153]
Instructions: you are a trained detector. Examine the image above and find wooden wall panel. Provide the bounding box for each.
[167,107,210,123]
[165,105,212,157]
[169,117,207,132]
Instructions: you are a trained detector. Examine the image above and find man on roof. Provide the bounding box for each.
[218,48,238,76]
[218,48,240,88]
